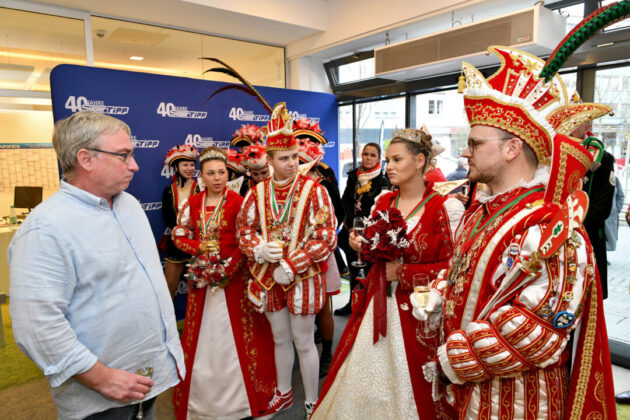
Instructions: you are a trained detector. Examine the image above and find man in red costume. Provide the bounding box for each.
[237,103,337,419]
[412,46,616,419]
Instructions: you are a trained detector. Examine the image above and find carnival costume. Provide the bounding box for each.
[312,180,463,420]
[171,157,276,419]
[419,46,616,420]
[236,103,336,417]
[161,145,199,263]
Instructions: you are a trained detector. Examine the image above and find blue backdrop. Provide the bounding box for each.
[50,64,338,318]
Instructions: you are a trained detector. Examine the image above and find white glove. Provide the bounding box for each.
[410,288,443,321]
[254,241,283,264]
[273,261,294,285]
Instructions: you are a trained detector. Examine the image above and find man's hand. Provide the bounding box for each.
[261,241,283,263]
[75,362,153,403]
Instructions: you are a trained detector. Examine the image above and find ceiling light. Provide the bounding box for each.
[129,56,144,61]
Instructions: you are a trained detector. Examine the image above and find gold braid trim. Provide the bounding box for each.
[569,280,597,420]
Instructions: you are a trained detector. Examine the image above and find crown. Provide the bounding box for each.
[293,117,327,144]
[232,124,263,147]
[392,126,430,144]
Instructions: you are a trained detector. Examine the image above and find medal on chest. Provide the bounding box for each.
[200,190,227,255]
[268,176,300,246]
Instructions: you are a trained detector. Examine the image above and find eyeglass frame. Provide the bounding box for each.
[464,137,514,156]
[88,148,135,163]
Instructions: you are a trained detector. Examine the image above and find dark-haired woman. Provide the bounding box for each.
[172,147,275,420]
[335,143,390,316]
[312,129,463,419]
[162,145,199,298]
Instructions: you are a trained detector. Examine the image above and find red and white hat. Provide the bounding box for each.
[294,117,327,144]
[225,149,247,175]
[264,103,297,152]
[242,142,268,169]
[298,137,324,164]
[164,144,198,167]
[232,124,263,148]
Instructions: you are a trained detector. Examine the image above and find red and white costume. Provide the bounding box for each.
[425,46,616,420]
[237,172,337,314]
[172,189,276,419]
[312,185,463,419]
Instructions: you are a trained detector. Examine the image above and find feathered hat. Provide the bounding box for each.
[164,144,198,167]
[264,102,297,152]
[298,137,324,164]
[225,148,247,175]
[293,117,327,144]
[231,124,264,148]
[242,142,268,169]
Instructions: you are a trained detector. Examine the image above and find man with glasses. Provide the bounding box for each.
[9,111,185,419]
[413,46,615,418]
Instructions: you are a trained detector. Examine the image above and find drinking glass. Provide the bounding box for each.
[135,366,154,419]
[351,217,367,268]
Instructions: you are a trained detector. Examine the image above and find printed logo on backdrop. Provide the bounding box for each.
[161,165,201,179]
[139,201,162,211]
[131,135,160,148]
[184,134,230,149]
[229,107,320,125]
[157,102,207,119]
[65,95,129,115]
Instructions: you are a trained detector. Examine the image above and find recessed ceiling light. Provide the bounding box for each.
[129,56,144,61]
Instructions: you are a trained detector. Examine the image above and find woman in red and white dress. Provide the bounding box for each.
[172,146,275,420]
[311,128,463,419]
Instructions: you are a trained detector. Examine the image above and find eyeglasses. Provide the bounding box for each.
[88,148,135,163]
[465,137,512,155]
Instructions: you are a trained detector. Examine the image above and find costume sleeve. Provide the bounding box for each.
[284,184,337,274]
[9,228,98,387]
[222,196,246,277]
[236,188,264,260]
[162,185,177,228]
[172,199,200,256]
[396,198,463,291]
[438,226,593,385]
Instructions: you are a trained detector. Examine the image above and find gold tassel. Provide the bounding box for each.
[457,75,466,93]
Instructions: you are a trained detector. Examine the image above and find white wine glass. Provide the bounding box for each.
[135,366,154,419]
[351,217,367,268]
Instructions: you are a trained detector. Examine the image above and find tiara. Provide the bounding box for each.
[392,126,430,144]
[199,149,227,163]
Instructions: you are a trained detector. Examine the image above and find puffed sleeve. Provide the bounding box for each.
[172,197,202,256]
[438,226,593,384]
[284,184,337,274]
[236,187,264,260]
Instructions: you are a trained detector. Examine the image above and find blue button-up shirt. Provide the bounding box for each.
[9,181,185,420]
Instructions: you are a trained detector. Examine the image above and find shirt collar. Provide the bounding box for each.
[60,180,118,209]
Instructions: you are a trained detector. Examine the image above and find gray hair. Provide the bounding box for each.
[52,111,131,175]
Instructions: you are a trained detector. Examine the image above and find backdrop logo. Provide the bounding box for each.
[131,135,160,148]
[228,107,269,122]
[323,141,335,148]
[184,134,229,149]
[139,201,162,211]
[157,102,207,119]
[64,95,129,115]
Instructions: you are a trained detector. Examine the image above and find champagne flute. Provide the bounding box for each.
[413,274,437,339]
[135,366,154,419]
[351,217,367,268]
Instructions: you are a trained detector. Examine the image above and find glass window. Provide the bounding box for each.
[91,17,285,87]
[0,7,85,96]
[557,3,585,34]
[338,104,354,193]
[600,0,630,32]
[594,64,630,348]
[337,57,375,84]
[414,90,469,176]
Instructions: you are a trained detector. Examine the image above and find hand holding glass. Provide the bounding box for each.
[351,217,367,268]
[135,366,153,419]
